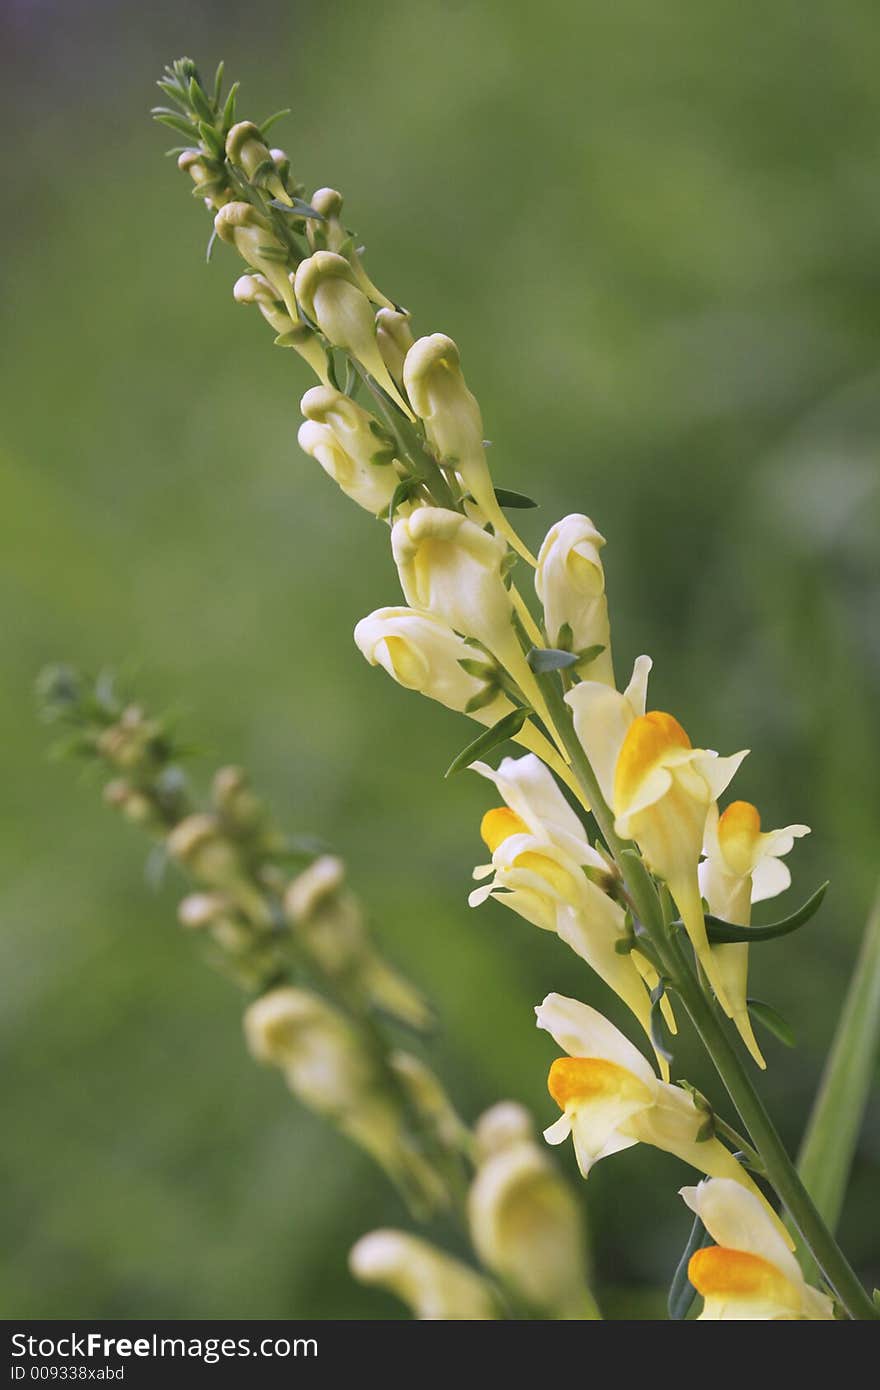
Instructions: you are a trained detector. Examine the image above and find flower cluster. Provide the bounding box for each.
[153,58,871,1319]
[42,663,595,1320]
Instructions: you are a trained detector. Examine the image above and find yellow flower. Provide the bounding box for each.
[681,1178,833,1319]
[213,201,298,320]
[375,308,415,386]
[403,334,534,563]
[535,514,614,683]
[349,1230,498,1320]
[536,993,790,1243]
[353,608,575,788]
[234,274,330,383]
[294,251,414,417]
[299,385,402,513]
[699,801,810,1067]
[225,120,291,204]
[469,760,673,1073]
[566,654,653,808]
[613,711,747,1013]
[390,507,558,738]
[468,1102,597,1319]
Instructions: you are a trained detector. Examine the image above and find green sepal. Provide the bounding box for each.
[370,449,397,466]
[387,479,418,524]
[575,643,606,668]
[260,108,292,137]
[493,487,538,510]
[649,980,674,1063]
[748,998,796,1048]
[457,658,496,680]
[703,882,829,944]
[527,647,580,674]
[464,685,501,714]
[445,707,530,779]
[668,1212,711,1320]
[222,81,240,133]
[556,622,574,652]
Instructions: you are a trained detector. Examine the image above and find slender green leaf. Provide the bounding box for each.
[575,643,606,668]
[748,998,796,1048]
[260,108,292,137]
[387,479,418,524]
[527,646,580,674]
[271,197,325,219]
[444,707,530,778]
[704,881,829,944]
[650,981,674,1063]
[668,1213,711,1320]
[493,487,538,509]
[796,883,880,1236]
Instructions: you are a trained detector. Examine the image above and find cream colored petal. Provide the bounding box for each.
[750,856,791,903]
[535,992,657,1084]
[623,655,653,716]
[679,1178,803,1285]
[566,678,638,809]
[693,749,750,802]
[543,1113,572,1145]
[470,753,592,863]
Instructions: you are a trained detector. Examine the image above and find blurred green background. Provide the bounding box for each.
[2,0,878,1319]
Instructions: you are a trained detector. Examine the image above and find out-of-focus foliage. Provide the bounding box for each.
[1,0,878,1318]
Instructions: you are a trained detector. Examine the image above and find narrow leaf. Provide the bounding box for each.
[668,1213,711,1320]
[387,479,417,524]
[260,108,292,137]
[748,998,796,1048]
[212,61,225,108]
[650,981,674,1063]
[493,487,538,510]
[271,197,325,219]
[795,883,880,1237]
[222,81,240,132]
[704,882,829,944]
[527,646,580,674]
[153,112,201,139]
[445,708,530,778]
[575,643,606,668]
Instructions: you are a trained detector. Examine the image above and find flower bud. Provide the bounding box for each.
[212,765,265,835]
[102,779,155,826]
[167,813,268,923]
[349,1230,498,1320]
[390,508,558,737]
[214,202,297,320]
[225,120,292,204]
[390,1051,470,1153]
[244,988,443,1206]
[96,705,158,771]
[233,274,331,383]
[298,420,400,514]
[403,334,533,563]
[294,252,413,416]
[285,854,346,922]
[177,891,230,930]
[307,187,394,309]
[375,308,414,385]
[177,149,229,210]
[535,515,614,684]
[468,1102,596,1318]
[299,384,404,512]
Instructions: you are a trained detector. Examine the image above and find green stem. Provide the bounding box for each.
[538,670,878,1320]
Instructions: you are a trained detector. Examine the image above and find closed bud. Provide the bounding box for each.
[349,1230,498,1320]
[177,149,229,211]
[403,334,533,562]
[376,308,415,386]
[102,779,155,826]
[225,120,292,205]
[177,891,230,931]
[307,187,394,309]
[390,1051,470,1152]
[167,813,267,923]
[468,1102,596,1319]
[244,988,443,1206]
[96,705,159,771]
[535,515,614,684]
[214,202,297,320]
[233,272,293,335]
[294,253,413,416]
[299,384,403,513]
[391,508,557,736]
[212,765,265,835]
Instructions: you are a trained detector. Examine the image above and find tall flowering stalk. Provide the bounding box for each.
[152,58,878,1319]
[40,665,597,1321]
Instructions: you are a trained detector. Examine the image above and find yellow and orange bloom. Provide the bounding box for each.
[536,993,790,1242]
[680,1179,833,1319]
[613,711,748,1013]
[699,801,810,1067]
[402,334,534,563]
[535,515,614,684]
[566,654,653,810]
[390,508,558,736]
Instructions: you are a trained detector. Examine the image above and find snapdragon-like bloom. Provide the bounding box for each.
[566,655,653,809]
[390,507,558,739]
[349,1230,498,1320]
[698,801,809,1067]
[353,608,576,790]
[403,334,534,564]
[613,711,748,1014]
[294,252,414,417]
[681,1179,833,1320]
[299,385,402,514]
[536,993,790,1241]
[468,1102,596,1319]
[213,201,298,319]
[535,515,614,684]
[469,757,670,1071]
